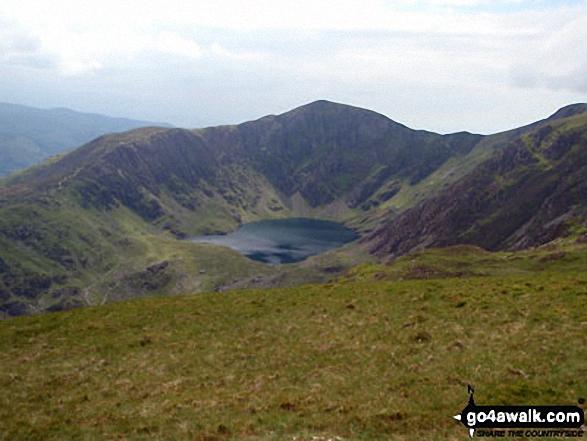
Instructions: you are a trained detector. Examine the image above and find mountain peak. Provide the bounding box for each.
[547,103,587,121]
[276,100,406,129]
[290,100,375,114]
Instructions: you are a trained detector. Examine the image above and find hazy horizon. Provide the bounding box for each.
[1,0,586,134]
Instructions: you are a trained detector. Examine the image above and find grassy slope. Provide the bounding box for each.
[1,244,585,441]
[0,182,373,315]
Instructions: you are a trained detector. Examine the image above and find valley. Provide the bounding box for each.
[2,100,587,317]
[0,99,586,440]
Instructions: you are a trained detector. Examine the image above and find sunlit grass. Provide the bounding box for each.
[1,245,586,440]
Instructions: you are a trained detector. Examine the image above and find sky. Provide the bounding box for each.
[1,0,586,134]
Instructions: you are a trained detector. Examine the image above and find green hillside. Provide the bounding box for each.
[1,100,587,318]
[1,244,585,440]
[1,101,587,440]
[0,101,486,316]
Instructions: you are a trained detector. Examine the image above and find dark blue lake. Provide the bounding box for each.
[190,218,358,265]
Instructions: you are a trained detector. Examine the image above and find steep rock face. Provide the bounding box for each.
[365,113,587,258]
[218,101,482,207]
[29,100,483,217]
[71,129,220,217]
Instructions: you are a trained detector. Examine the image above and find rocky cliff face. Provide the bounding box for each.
[365,110,587,258]
[197,100,482,208]
[5,100,483,222]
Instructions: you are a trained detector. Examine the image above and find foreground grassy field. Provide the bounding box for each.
[1,245,586,440]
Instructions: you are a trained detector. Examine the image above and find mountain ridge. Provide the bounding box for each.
[1,100,587,316]
[364,109,587,258]
[0,101,172,177]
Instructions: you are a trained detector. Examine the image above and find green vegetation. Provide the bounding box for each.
[0,189,372,316]
[1,244,585,440]
[2,99,587,328]
[2,101,587,439]
[0,100,494,315]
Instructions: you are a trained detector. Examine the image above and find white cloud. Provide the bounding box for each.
[157,31,203,59]
[0,19,54,69]
[426,0,523,5]
[209,43,266,61]
[507,6,587,93]
[0,0,586,132]
[0,0,552,34]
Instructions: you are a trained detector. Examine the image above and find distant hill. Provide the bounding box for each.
[0,102,171,176]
